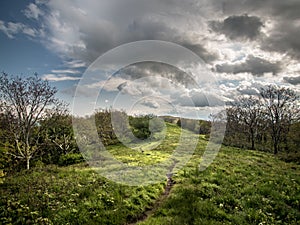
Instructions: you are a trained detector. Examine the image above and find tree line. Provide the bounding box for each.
[0,73,299,172]
[215,85,300,157]
[0,73,166,171]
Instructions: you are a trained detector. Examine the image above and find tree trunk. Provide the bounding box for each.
[274,146,278,154]
[26,157,30,170]
[251,138,255,150]
[250,129,255,150]
[273,141,278,154]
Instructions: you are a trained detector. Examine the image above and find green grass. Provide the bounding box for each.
[106,123,181,166]
[0,164,165,224]
[139,144,300,225]
[1,123,299,224]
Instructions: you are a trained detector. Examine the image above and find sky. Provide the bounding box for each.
[0,0,300,118]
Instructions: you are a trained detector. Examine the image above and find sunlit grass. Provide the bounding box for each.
[1,123,299,224]
[140,145,300,225]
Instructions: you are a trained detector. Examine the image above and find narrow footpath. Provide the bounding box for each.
[126,160,178,225]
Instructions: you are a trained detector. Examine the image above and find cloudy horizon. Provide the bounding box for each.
[0,0,299,118]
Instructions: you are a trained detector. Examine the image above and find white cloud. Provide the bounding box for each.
[2,0,217,65]
[87,77,127,91]
[0,20,39,38]
[23,3,44,20]
[42,74,81,81]
[140,99,160,109]
[22,27,39,37]
[64,60,86,68]
[51,69,80,74]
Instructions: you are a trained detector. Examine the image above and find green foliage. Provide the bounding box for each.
[39,114,78,164]
[286,122,300,153]
[58,153,84,166]
[94,109,122,146]
[0,170,5,184]
[129,115,165,140]
[199,120,211,134]
[0,198,52,225]
[175,118,211,134]
[0,164,164,225]
[278,151,300,164]
[0,73,65,170]
[129,115,152,140]
[1,122,299,224]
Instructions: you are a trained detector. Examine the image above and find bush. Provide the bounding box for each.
[279,151,300,164]
[58,153,84,166]
[129,116,151,140]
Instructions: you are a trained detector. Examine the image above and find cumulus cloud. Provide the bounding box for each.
[180,42,218,63]
[215,0,300,60]
[283,76,300,85]
[118,62,196,88]
[215,55,281,76]
[1,0,300,64]
[61,85,98,98]
[0,0,218,65]
[140,99,160,109]
[87,77,128,92]
[1,0,300,116]
[116,79,158,97]
[173,90,225,107]
[219,0,300,20]
[236,81,264,96]
[210,14,264,40]
[263,22,300,60]
[23,3,44,19]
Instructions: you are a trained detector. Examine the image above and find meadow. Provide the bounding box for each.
[1,123,299,224]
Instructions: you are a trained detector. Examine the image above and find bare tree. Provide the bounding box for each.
[260,85,300,154]
[0,73,65,169]
[233,96,263,150]
[224,107,243,143]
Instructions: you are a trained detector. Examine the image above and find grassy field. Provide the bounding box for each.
[139,145,300,224]
[1,123,299,224]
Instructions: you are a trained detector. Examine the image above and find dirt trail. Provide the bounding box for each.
[126,160,177,225]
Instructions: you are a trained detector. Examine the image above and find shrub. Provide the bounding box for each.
[278,151,300,164]
[58,153,84,166]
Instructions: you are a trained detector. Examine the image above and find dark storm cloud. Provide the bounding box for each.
[125,19,217,63]
[219,0,300,20]
[27,0,218,65]
[215,0,300,60]
[262,24,300,60]
[215,55,281,76]
[117,82,128,91]
[180,42,218,63]
[174,91,224,107]
[210,14,263,40]
[283,76,300,85]
[117,62,196,87]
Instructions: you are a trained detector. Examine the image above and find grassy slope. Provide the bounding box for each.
[1,123,299,225]
[140,139,300,224]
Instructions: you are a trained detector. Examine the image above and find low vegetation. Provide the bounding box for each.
[140,143,300,224]
[1,124,299,224]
